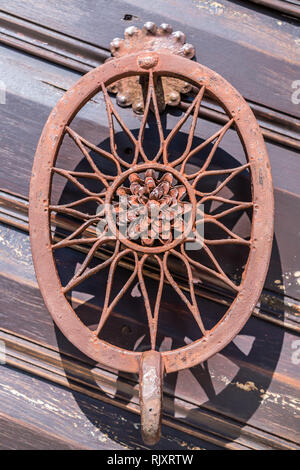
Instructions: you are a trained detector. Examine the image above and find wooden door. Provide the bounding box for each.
[0,0,299,450]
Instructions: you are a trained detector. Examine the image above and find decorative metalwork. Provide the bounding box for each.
[108,23,195,113]
[29,24,274,445]
[114,169,188,246]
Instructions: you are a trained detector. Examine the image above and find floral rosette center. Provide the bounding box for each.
[112,169,190,246]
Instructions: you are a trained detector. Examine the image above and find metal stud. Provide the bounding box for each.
[182,43,195,57]
[116,94,128,106]
[160,23,173,33]
[133,101,144,114]
[169,91,180,102]
[108,23,195,113]
[172,31,186,43]
[124,26,139,37]
[143,21,157,34]
[110,38,122,51]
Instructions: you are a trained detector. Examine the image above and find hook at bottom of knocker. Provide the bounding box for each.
[139,350,164,445]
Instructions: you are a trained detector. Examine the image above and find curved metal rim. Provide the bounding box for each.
[29,52,274,374]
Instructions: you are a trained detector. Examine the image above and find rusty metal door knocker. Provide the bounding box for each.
[29,23,274,445]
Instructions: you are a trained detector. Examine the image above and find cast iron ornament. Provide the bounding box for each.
[29,23,274,445]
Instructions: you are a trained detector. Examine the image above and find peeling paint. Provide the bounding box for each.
[236,380,258,392]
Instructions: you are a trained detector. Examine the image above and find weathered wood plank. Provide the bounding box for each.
[0,1,299,450]
[0,411,87,450]
[0,0,299,118]
[0,44,298,197]
[0,364,221,450]
[0,45,299,300]
[0,10,299,151]
[0,329,299,450]
[1,190,299,327]
[0,223,299,445]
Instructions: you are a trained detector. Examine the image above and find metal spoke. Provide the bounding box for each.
[138,71,165,163]
[181,240,240,292]
[193,163,251,196]
[52,167,106,197]
[65,126,121,182]
[199,200,253,220]
[95,249,139,335]
[163,249,206,335]
[102,82,139,168]
[50,196,105,221]
[183,118,235,178]
[165,86,205,167]
[52,217,102,249]
[138,254,164,350]
[197,216,251,245]
[63,238,120,294]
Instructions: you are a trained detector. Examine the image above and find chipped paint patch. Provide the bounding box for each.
[236,381,258,392]
[0,384,83,420]
[193,0,225,15]
[131,282,142,298]
[260,391,300,414]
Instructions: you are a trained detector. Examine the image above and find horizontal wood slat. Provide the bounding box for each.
[0,0,299,449]
[0,222,299,447]
[0,44,299,301]
[1,323,299,449]
[1,190,299,333]
[0,0,299,119]
[0,7,299,150]
[0,359,224,450]
[0,411,86,450]
[248,0,300,18]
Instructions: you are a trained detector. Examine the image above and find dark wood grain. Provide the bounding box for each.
[0,44,299,301]
[249,0,300,18]
[0,222,299,447]
[0,0,299,118]
[0,9,299,151]
[0,411,86,450]
[0,364,223,450]
[0,0,299,450]
[1,326,300,450]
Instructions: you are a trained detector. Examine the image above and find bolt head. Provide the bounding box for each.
[172,31,186,43]
[138,53,159,69]
[133,101,144,114]
[124,26,139,37]
[144,21,157,33]
[182,43,195,57]
[160,23,173,33]
[110,38,122,50]
[169,91,180,102]
[181,82,192,93]
[117,94,128,106]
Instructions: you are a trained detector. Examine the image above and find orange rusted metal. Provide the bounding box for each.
[29,23,274,444]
